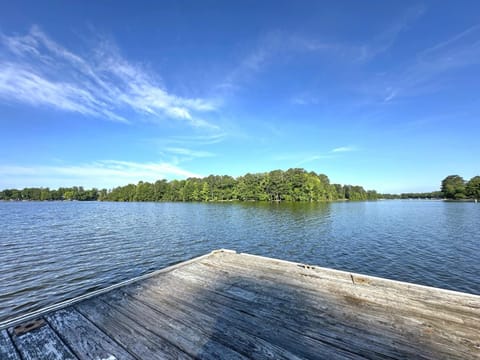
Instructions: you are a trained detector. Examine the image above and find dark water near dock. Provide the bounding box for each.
[0,200,479,324]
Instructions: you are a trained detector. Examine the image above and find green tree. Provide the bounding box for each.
[135,181,154,201]
[441,175,466,199]
[200,182,210,201]
[154,180,168,201]
[466,176,480,200]
[40,188,51,201]
[63,190,74,200]
[98,189,108,201]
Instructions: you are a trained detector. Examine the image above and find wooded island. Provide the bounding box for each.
[1,169,479,202]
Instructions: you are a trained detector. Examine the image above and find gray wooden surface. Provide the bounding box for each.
[2,250,480,359]
[9,323,77,360]
[0,329,21,360]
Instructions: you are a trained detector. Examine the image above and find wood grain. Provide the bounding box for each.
[0,329,21,360]
[9,322,77,360]
[75,296,192,359]
[46,307,137,360]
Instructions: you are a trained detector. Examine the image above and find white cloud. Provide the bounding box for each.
[331,146,356,153]
[0,160,201,189]
[166,133,227,146]
[165,147,215,158]
[0,26,217,127]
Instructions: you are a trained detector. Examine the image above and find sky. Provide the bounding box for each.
[0,1,479,193]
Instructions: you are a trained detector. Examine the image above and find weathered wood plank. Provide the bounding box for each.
[46,307,137,360]
[134,271,425,359]
[122,277,371,359]
[0,329,21,360]
[199,256,480,327]
[166,261,479,359]
[9,322,77,360]
[146,275,411,356]
[119,285,304,360]
[205,260,480,344]
[75,297,191,360]
[97,290,249,360]
[209,252,480,308]
[199,259,480,327]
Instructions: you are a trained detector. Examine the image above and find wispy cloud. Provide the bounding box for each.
[274,147,356,166]
[373,24,480,102]
[165,147,215,158]
[288,147,357,167]
[296,155,334,166]
[290,93,322,106]
[0,160,201,189]
[272,152,335,166]
[355,4,426,62]
[218,31,340,91]
[165,133,227,146]
[0,26,217,127]
[220,6,424,93]
[331,146,356,153]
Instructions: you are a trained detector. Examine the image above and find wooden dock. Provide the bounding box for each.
[1,249,479,359]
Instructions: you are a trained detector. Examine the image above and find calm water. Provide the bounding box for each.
[0,200,479,324]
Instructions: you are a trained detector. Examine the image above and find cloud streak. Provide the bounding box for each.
[377,24,480,102]
[220,5,425,92]
[296,155,334,166]
[0,160,201,189]
[331,146,356,153]
[165,147,215,158]
[0,26,217,127]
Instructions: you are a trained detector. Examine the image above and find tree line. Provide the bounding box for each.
[0,187,103,201]
[0,168,379,202]
[2,170,478,202]
[380,191,444,200]
[378,175,480,200]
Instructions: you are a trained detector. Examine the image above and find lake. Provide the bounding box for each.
[0,200,479,324]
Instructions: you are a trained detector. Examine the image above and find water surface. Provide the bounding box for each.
[0,200,479,323]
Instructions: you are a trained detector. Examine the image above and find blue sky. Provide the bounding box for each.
[0,1,479,193]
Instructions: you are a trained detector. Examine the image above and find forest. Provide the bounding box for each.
[0,168,378,202]
[1,170,478,202]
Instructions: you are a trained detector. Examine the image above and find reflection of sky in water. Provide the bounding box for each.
[0,200,479,323]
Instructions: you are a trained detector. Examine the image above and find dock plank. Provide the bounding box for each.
[0,329,21,360]
[125,274,371,359]
[204,252,480,314]
[157,258,478,359]
[97,290,249,360]
[119,284,305,360]
[9,322,77,360]
[184,257,480,359]
[46,307,137,360]
[137,268,428,359]
[75,297,192,360]
[198,255,480,331]
[139,273,414,358]
[125,281,377,359]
